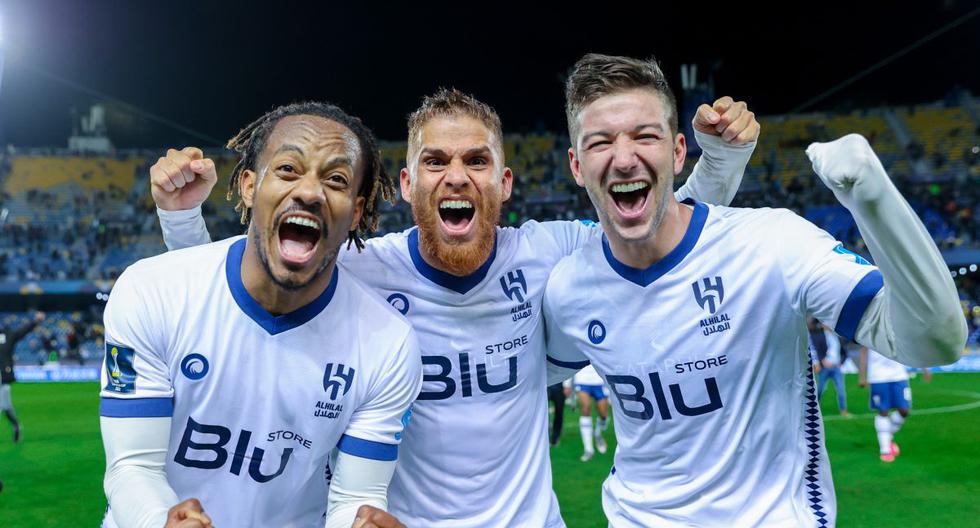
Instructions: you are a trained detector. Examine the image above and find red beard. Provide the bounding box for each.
[411,186,500,276]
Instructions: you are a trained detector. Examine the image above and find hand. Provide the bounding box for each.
[352,505,405,528]
[165,498,213,528]
[806,134,889,209]
[821,359,832,370]
[858,378,868,389]
[34,312,46,322]
[151,147,218,211]
[692,96,760,145]
[812,363,821,375]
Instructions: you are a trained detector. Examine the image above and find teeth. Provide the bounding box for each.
[283,216,320,229]
[439,200,473,210]
[611,182,650,194]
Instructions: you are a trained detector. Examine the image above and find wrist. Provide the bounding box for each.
[156,205,203,221]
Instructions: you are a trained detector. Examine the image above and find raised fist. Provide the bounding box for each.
[692,96,760,145]
[150,147,218,211]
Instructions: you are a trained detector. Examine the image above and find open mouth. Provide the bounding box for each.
[438,198,475,236]
[608,181,651,220]
[277,213,323,266]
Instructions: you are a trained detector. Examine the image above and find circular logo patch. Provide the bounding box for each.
[588,320,606,345]
[387,293,410,315]
[180,353,210,380]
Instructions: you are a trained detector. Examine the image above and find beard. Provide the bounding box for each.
[411,185,500,276]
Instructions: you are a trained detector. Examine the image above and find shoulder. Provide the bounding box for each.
[340,271,414,340]
[544,244,599,309]
[116,236,239,294]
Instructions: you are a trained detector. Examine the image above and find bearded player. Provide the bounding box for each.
[100,102,420,528]
[152,88,758,526]
[543,54,967,527]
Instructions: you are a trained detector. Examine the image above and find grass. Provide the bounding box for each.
[1,373,978,527]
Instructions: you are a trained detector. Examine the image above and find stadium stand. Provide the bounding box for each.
[1,97,978,364]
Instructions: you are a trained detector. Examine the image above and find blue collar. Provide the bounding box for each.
[225,238,339,335]
[602,199,708,287]
[407,227,498,294]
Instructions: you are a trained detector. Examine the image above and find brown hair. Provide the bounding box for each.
[225,101,394,251]
[564,53,678,144]
[405,88,504,177]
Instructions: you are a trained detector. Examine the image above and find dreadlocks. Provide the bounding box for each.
[225,101,394,251]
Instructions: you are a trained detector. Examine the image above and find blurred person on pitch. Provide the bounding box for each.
[809,318,850,417]
[1,311,45,443]
[152,87,759,527]
[858,347,924,463]
[573,363,610,461]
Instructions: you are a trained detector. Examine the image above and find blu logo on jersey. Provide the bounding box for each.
[323,363,355,400]
[418,353,518,400]
[499,269,527,303]
[606,370,723,421]
[692,276,725,314]
[174,417,292,483]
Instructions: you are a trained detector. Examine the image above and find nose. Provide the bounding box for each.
[292,172,326,207]
[611,136,639,174]
[443,158,470,190]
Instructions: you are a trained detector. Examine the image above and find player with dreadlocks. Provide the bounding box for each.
[102,101,419,528]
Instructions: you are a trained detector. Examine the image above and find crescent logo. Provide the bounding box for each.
[180,354,210,381]
[387,293,410,315]
[588,320,606,345]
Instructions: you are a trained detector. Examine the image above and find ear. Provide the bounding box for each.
[500,167,514,203]
[399,167,413,204]
[673,133,687,175]
[349,195,366,231]
[568,147,585,187]
[240,169,257,208]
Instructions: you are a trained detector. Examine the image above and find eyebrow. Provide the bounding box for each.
[419,146,492,158]
[581,123,666,144]
[273,143,304,156]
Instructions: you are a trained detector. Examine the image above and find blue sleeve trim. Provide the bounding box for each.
[547,355,591,369]
[99,397,174,418]
[835,269,884,341]
[337,434,398,461]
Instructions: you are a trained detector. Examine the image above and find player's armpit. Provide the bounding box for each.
[546,359,585,386]
[324,452,398,528]
[102,416,179,528]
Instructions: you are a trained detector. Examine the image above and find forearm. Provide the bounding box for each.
[102,417,178,528]
[674,131,755,206]
[850,183,966,366]
[325,452,397,528]
[157,206,212,251]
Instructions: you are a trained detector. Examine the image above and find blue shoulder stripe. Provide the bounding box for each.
[547,355,591,369]
[99,397,174,418]
[835,269,884,341]
[337,434,398,461]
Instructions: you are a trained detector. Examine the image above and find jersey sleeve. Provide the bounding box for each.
[674,130,755,206]
[771,210,883,342]
[338,329,422,461]
[99,269,175,418]
[542,263,592,376]
[158,206,212,251]
[537,220,603,257]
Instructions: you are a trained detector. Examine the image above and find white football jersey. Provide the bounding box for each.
[866,348,909,384]
[338,220,600,528]
[574,363,605,386]
[544,200,885,528]
[100,237,421,528]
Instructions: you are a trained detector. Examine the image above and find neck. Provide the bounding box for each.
[606,198,692,269]
[241,238,336,316]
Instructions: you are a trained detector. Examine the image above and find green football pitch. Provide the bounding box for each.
[1,373,978,527]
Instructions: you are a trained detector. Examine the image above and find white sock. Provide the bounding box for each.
[596,417,608,435]
[874,415,893,454]
[889,411,905,434]
[579,416,594,453]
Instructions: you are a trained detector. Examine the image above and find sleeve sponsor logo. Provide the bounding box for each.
[104,343,137,393]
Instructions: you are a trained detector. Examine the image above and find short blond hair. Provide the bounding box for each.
[405,88,504,180]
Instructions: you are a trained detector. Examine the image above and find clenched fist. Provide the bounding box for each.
[352,505,405,528]
[806,134,889,209]
[151,147,218,211]
[692,96,760,145]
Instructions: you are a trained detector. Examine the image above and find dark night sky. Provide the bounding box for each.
[1,0,978,148]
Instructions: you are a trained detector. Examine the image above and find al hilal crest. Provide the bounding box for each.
[323,363,355,400]
[692,276,724,314]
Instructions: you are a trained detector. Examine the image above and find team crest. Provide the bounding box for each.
[692,276,724,315]
[323,363,355,400]
[501,269,533,323]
